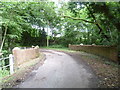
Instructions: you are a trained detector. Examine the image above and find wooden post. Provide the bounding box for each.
[9,54,14,74]
[47,25,49,47]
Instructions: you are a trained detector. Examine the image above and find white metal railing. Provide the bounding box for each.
[0,54,14,75]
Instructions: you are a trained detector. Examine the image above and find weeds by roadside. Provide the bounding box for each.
[43,47,119,88]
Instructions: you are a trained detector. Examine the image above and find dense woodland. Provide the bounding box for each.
[0,1,120,56]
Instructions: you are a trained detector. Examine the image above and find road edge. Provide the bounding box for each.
[0,52,46,88]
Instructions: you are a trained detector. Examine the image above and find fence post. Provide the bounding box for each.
[9,54,14,74]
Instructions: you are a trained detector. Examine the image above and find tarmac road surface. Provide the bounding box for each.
[14,49,98,88]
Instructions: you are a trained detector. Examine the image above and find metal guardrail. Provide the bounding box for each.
[0,54,14,75]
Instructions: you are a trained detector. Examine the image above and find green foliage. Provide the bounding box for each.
[57,2,119,46]
[0,2,60,78]
[1,50,10,56]
[49,45,65,48]
[0,1,119,51]
[1,1,60,50]
[0,1,119,78]
[0,69,10,79]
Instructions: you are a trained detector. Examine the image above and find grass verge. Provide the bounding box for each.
[0,52,45,88]
[41,46,75,52]
[42,47,119,88]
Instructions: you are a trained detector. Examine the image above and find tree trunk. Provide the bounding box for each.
[85,4,109,41]
[0,25,7,52]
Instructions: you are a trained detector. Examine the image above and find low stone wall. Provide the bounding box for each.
[69,44,118,62]
[12,46,40,69]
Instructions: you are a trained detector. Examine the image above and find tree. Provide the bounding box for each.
[0,1,61,53]
[59,2,119,46]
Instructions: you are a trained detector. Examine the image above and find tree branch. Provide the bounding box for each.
[63,15,97,24]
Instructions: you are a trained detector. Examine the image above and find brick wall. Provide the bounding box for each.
[69,44,118,62]
[12,46,40,69]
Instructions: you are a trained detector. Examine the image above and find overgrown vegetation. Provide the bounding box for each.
[0,1,119,79]
[79,52,119,88]
[0,1,60,55]
[1,1,119,52]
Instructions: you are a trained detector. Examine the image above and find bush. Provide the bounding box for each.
[49,45,65,48]
[0,69,10,79]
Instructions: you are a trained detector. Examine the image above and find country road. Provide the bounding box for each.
[14,49,98,88]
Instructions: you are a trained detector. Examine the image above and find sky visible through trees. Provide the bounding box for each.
[0,0,119,56]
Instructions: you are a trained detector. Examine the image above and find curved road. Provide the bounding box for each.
[14,49,98,88]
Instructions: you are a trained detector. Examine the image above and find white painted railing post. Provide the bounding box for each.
[9,54,14,74]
